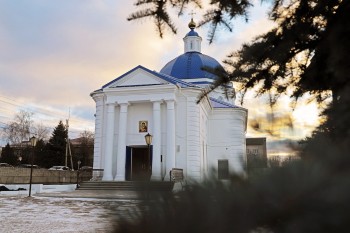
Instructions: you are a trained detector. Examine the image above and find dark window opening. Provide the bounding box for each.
[218,160,229,179]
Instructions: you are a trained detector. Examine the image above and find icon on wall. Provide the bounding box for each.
[139,121,148,133]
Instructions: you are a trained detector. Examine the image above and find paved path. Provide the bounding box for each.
[0,191,143,233]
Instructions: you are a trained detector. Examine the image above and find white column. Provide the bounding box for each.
[115,102,129,181]
[151,100,162,181]
[102,103,115,181]
[92,95,104,180]
[165,100,176,180]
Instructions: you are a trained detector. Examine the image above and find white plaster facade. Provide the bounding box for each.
[90,23,248,182]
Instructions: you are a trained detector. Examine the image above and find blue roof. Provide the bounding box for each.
[156,71,199,88]
[160,52,225,80]
[209,97,239,108]
[186,29,199,37]
[102,65,199,89]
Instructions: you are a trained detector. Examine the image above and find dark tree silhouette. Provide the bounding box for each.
[0,143,16,165]
[34,139,50,168]
[46,121,68,167]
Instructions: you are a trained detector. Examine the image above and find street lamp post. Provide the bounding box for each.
[28,136,37,197]
[144,133,153,180]
[76,160,81,189]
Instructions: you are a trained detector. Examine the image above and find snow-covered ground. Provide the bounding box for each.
[0,196,140,233]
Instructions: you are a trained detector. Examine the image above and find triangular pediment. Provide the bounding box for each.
[103,65,170,88]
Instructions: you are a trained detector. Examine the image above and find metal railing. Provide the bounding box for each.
[76,169,104,188]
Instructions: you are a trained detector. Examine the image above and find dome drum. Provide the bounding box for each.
[160,19,226,83]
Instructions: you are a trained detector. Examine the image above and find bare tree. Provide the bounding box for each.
[1,110,34,144]
[77,130,94,166]
[79,130,94,144]
[33,122,50,141]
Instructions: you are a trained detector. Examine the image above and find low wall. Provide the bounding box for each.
[0,167,92,184]
[0,184,77,196]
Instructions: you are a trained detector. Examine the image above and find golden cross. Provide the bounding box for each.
[189,10,196,19]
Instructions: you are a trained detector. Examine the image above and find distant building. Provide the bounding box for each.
[246,137,267,170]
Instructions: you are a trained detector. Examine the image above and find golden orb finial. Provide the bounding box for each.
[188,18,196,29]
[188,11,196,29]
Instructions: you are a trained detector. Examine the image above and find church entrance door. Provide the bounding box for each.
[126,147,152,181]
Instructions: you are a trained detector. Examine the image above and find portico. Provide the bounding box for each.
[93,83,178,182]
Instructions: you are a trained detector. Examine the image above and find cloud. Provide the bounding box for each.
[0,0,184,143]
[267,138,301,157]
[0,0,320,153]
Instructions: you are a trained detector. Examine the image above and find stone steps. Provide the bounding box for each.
[77,181,174,191]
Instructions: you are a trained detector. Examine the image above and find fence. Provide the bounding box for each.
[0,167,93,184]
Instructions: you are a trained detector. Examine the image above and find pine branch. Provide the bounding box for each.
[127,9,156,21]
[128,0,177,37]
[174,0,202,16]
[134,0,157,6]
[129,0,252,40]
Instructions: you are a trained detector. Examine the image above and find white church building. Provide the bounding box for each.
[90,20,248,182]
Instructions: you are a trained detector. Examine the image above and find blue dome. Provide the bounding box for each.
[160,52,224,80]
[186,29,199,37]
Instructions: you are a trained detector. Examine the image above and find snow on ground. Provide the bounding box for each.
[0,196,141,233]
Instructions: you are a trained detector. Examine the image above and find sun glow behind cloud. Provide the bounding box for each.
[244,91,322,156]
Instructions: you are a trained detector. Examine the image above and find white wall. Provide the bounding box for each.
[175,94,188,176]
[92,94,105,171]
[185,96,201,180]
[126,102,153,146]
[208,108,247,177]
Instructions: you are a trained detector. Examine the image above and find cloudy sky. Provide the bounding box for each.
[0,0,320,155]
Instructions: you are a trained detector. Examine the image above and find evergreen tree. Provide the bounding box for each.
[222,0,348,104]
[128,0,349,139]
[46,121,68,167]
[0,143,16,165]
